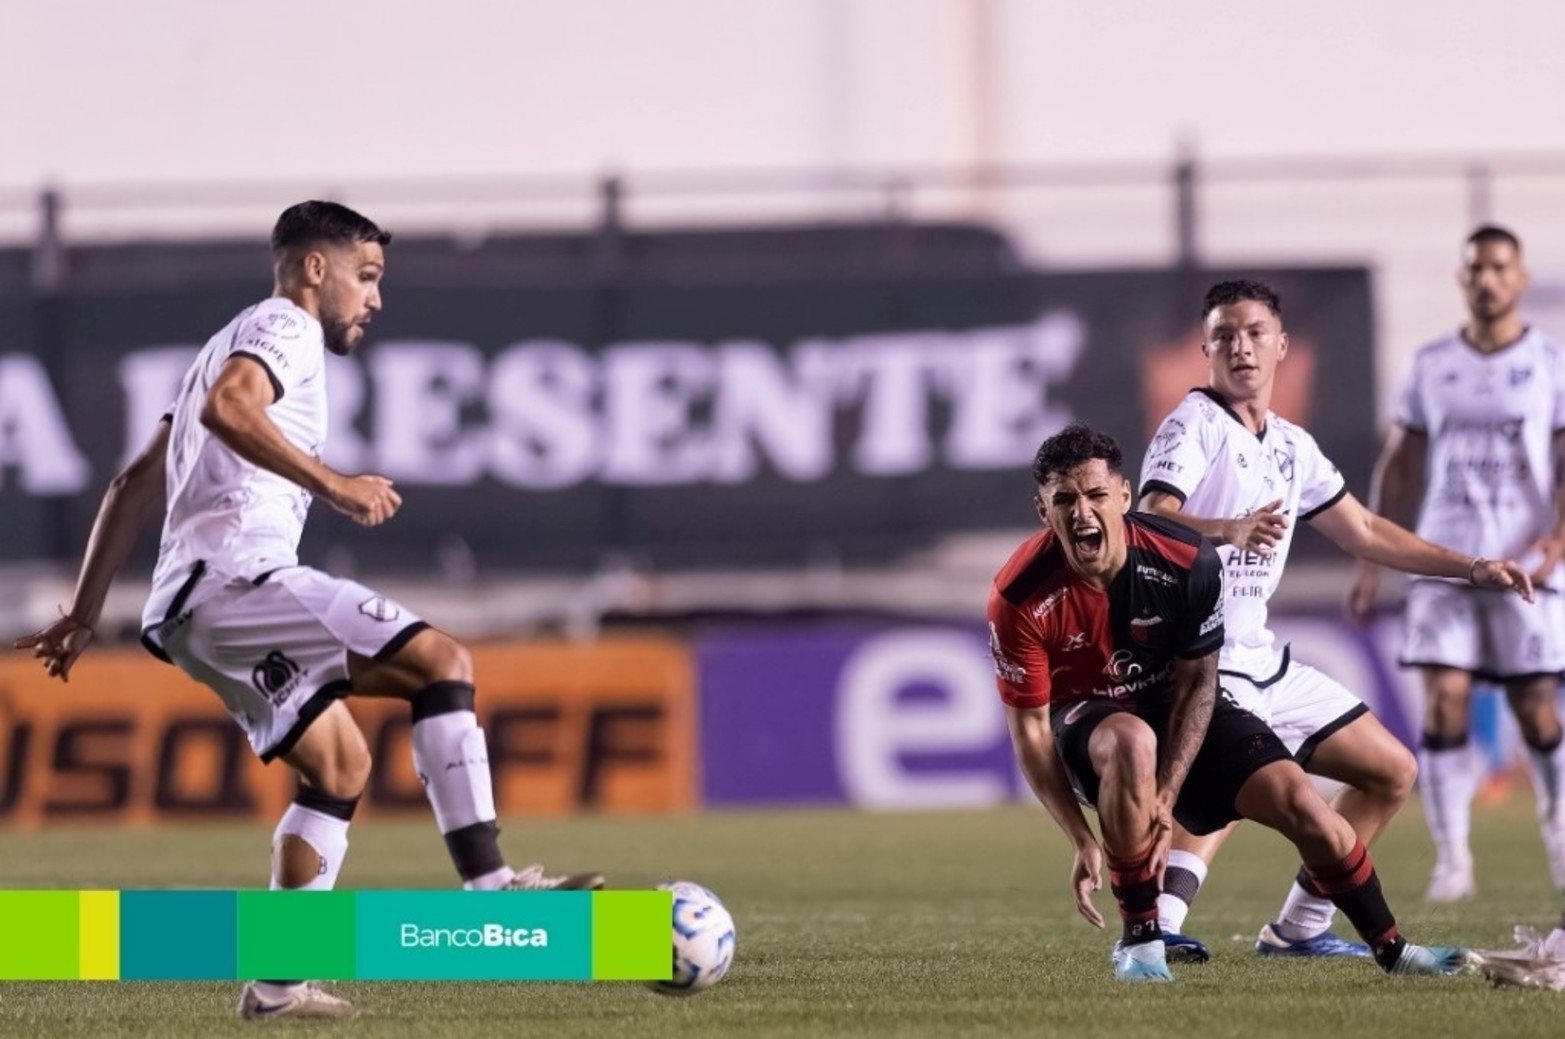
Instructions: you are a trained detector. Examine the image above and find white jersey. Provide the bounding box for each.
[142,298,328,632]
[1396,327,1565,587]
[1139,388,1347,680]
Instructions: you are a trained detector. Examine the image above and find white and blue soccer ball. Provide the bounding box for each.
[650,881,736,995]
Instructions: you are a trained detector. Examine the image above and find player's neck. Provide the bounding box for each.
[1205,383,1270,435]
[273,284,322,322]
[1461,316,1527,354]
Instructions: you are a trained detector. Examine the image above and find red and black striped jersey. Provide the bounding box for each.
[986,512,1225,710]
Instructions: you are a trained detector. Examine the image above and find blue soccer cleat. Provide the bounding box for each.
[1388,943,1470,976]
[1112,940,1174,982]
[1162,932,1210,964]
[1255,922,1371,958]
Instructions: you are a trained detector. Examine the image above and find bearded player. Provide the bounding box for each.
[15,201,604,1020]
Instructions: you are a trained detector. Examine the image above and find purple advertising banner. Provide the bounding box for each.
[697,613,1419,808]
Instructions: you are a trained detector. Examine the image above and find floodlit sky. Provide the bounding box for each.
[3,0,1562,187]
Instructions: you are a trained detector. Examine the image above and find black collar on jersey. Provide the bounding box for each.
[1457,324,1532,359]
[1193,386,1266,441]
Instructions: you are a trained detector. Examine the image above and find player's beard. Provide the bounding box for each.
[322,316,359,356]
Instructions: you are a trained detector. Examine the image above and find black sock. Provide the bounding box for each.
[443,820,507,882]
[1303,840,1403,971]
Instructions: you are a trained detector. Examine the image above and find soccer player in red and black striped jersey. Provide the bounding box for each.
[988,423,1468,981]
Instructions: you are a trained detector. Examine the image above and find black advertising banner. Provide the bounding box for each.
[0,266,1374,571]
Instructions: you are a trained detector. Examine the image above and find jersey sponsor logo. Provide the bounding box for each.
[1510,366,1534,386]
[1199,604,1223,636]
[988,622,1028,683]
[1063,631,1089,651]
[359,596,402,623]
[259,310,306,339]
[1135,563,1178,587]
[1080,661,1174,701]
[251,650,304,705]
[1103,649,1144,680]
[1031,588,1065,621]
[1129,615,1163,644]
[1436,415,1524,442]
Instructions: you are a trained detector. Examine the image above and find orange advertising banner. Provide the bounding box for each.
[0,639,697,828]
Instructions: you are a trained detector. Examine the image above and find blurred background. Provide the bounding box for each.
[0,0,1559,826]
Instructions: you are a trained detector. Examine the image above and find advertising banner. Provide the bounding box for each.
[0,265,1373,570]
[697,614,1418,809]
[0,639,696,827]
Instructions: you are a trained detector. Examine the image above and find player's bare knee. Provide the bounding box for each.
[339,744,373,799]
[1369,743,1418,803]
[1091,716,1157,783]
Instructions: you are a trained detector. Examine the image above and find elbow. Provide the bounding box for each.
[199,392,242,437]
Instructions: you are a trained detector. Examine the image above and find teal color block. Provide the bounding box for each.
[119,891,236,980]
[355,891,592,980]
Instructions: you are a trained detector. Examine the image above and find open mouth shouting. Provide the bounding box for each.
[1068,521,1105,561]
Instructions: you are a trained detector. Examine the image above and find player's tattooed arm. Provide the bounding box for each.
[13,420,170,681]
[1159,651,1216,800]
[1005,705,1107,928]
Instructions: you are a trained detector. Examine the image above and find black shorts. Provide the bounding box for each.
[1050,691,1292,836]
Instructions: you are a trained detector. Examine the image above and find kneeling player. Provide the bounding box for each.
[988,424,1466,981]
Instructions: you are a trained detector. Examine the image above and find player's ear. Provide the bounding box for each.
[301,249,328,286]
[1033,491,1048,526]
[1276,330,1289,362]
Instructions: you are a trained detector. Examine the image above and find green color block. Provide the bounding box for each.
[237,891,356,980]
[356,890,592,980]
[120,891,236,980]
[591,890,672,981]
[0,891,78,980]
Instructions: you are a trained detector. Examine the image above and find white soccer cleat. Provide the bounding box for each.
[503,863,606,891]
[237,981,355,1019]
[1112,940,1173,982]
[1424,856,1475,903]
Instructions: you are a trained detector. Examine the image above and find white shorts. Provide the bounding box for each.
[142,563,427,761]
[1221,651,1368,763]
[1401,580,1565,681]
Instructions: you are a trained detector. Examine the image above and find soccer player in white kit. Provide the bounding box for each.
[14,202,603,1020]
[1348,226,1565,903]
[1135,280,1533,963]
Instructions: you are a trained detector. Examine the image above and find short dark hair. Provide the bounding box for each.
[1201,279,1282,321]
[271,200,391,255]
[1032,423,1123,485]
[1466,224,1522,254]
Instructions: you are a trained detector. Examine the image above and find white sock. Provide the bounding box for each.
[1524,736,1565,833]
[269,804,350,891]
[1275,881,1336,941]
[412,709,497,833]
[1156,850,1208,933]
[1419,743,1478,865]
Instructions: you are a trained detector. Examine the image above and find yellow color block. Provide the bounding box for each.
[77,891,119,980]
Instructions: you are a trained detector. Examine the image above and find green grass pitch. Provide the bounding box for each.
[1,800,1561,1037]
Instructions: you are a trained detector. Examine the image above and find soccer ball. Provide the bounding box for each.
[649,881,736,995]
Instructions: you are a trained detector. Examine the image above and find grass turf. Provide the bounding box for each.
[0,799,1561,1037]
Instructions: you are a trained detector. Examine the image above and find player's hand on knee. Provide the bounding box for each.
[328,473,402,527]
[1149,792,1176,887]
[1470,557,1533,602]
[1070,841,1106,929]
[13,613,95,682]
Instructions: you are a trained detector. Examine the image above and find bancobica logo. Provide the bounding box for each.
[400,923,549,948]
[251,650,303,705]
[359,596,401,622]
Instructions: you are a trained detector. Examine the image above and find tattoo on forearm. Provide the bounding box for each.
[1159,653,1217,794]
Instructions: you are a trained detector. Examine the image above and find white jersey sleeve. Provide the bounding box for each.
[227,304,321,401]
[1394,351,1431,432]
[1294,429,1348,520]
[1138,398,1217,504]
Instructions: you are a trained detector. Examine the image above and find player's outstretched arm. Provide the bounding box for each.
[1138,490,1287,555]
[1345,423,1427,622]
[202,355,401,527]
[12,420,170,681]
[1311,491,1533,602]
[1005,705,1106,928]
